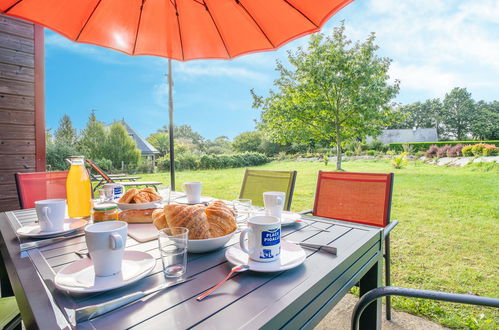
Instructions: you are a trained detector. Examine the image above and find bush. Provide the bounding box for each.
[436,145,451,158]
[94,158,112,171]
[461,145,473,157]
[402,143,415,154]
[389,140,499,152]
[470,143,498,157]
[424,145,439,158]
[366,150,376,156]
[446,144,463,157]
[482,144,498,156]
[367,139,388,152]
[46,142,79,171]
[345,151,354,156]
[157,152,269,171]
[391,152,409,169]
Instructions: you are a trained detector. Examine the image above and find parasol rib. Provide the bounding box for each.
[2,0,21,13]
[203,1,231,58]
[235,0,275,49]
[282,0,319,28]
[75,0,102,42]
[171,0,184,60]
[132,0,146,54]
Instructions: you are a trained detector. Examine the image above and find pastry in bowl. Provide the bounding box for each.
[117,187,162,210]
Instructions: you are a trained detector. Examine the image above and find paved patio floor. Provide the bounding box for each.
[316,293,447,329]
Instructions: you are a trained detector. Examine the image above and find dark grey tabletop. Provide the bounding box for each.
[0,208,383,330]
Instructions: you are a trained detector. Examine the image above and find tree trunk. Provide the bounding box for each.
[335,115,342,171]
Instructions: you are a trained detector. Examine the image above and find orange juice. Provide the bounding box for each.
[66,156,91,218]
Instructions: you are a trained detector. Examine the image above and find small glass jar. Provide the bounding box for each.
[92,203,118,222]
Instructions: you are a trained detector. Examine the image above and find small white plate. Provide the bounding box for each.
[173,196,213,205]
[16,218,88,238]
[116,200,162,210]
[248,210,302,227]
[54,250,155,294]
[225,240,306,272]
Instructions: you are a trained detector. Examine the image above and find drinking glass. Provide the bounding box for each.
[158,227,188,278]
[232,199,252,224]
[159,185,171,205]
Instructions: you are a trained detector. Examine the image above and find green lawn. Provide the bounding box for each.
[141,160,499,329]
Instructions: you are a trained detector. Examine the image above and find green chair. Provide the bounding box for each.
[239,169,297,210]
[0,297,20,330]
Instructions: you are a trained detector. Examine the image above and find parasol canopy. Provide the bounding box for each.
[1,0,353,61]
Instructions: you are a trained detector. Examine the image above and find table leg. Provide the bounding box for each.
[359,258,382,330]
[0,251,14,297]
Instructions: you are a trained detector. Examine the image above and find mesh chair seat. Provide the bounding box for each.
[239,169,297,211]
[15,171,68,209]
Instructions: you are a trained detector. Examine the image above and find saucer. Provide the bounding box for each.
[280,212,302,226]
[225,240,306,272]
[54,250,155,293]
[174,196,213,205]
[16,218,88,238]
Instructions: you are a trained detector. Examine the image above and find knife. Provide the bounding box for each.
[75,277,195,323]
[20,231,85,252]
[287,241,337,255]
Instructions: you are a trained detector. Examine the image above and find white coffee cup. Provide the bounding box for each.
[85,221,128,277]
[34,199,66,232]
[181,182,202,204]
[239,215,281,262]
[103,183,125,201]
[263,192,286,220]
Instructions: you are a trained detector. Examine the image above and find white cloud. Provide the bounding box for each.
[173,62,271,84]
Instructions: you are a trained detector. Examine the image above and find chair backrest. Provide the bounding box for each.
[15,171,68,209]
[239,169,297,211]
[85,159,114,183]
[313,171,393,228]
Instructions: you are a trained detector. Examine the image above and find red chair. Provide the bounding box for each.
[310,171,398,320]
[15,171,68,209]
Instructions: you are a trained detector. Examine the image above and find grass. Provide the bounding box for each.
[141,159,499,329]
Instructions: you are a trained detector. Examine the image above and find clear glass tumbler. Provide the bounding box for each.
[159,185,171,205]
[232,199,252,224]
[158,227,188,278]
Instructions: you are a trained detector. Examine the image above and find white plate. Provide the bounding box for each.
[16,218,88,238]
[116,200,162,210]
[173,196,213,205]
[225,240,306,272]
[54,250,155,293]
[248,210,302,227]
[188,230,235,253]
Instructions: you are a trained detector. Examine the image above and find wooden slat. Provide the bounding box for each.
[0,46,34,68]
[0,140,35,155]
[0,77,34,96]
[0,93,34,110]
[0,198,19,211]
[34,24,45,171]
[0,153,35,169]
[0,109,34,125]
[0,124,34,140]
[0,15,34,39]
[0,183,18,199]
[0,169,32,184]
[0,62,35,82]
[0,31,34,53]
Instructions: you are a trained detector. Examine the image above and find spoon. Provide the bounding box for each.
[74,250,91,259]
[294,219,331,232]
[196,264,250,301]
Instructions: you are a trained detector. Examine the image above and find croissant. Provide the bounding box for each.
[164,204,211,239]
[152,208,167,230]
[205,200,237,237]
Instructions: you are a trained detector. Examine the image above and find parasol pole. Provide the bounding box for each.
[168,59,175,191]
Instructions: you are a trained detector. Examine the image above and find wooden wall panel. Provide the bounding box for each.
[0,15,42,211]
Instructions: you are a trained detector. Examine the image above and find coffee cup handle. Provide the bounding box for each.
[239,228,254,255]
[277,196,284,206]
[41,207,53,229]
[110,234,124,250]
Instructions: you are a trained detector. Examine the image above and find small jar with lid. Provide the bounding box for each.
[92,203,118,222]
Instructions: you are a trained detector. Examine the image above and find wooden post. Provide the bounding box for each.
[168,59,175,191]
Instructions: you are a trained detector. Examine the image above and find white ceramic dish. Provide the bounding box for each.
[246,210,302,226]
[173,196,213,205]
[116,200,162,210]
[16,218,88,238]
[54,250,155,293]
[188,230,236,253]
[225,240,306,272]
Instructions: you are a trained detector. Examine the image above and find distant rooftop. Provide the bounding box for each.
[367,128,439,144]
[114,120,159,155]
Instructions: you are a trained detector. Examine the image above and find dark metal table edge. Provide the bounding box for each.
[0,211,71,329]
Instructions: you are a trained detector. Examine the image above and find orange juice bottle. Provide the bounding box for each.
[66,156,91,218]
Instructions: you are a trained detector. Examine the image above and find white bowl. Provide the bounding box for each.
[116,200,162,210]
[188,230,236,253]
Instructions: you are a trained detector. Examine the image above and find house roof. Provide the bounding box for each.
[368,128,439,144]
[118,120,159,155]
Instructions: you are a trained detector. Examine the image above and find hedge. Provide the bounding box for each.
[157,152,269,171]
[389,141,499,152]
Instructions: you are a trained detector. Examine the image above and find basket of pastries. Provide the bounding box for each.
[153,200,237,253]
[116,187,162,210]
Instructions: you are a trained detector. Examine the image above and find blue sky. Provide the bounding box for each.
[45,0,499,140]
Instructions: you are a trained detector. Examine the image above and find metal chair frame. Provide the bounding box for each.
[351,286,499,330]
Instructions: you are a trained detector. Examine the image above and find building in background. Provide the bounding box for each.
[118,120,160,165]
[367,128,438,144]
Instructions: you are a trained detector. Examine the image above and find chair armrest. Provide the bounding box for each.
[383,220,398,238]
[299,210,313,215]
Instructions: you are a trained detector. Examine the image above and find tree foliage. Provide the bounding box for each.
[252,24,400,169]
[147,132,169,156]
[78,111,107,159]
[471,101,499,140]
[103,122,141,169]
[441,87,476,140]
[55,114,77,145]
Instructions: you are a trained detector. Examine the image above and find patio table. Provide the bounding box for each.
[0,203,383,329]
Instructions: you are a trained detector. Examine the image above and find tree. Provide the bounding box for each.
[232,131,263,153]
[471,101,499,140]
[147,132,169,156]
[441,87,475,140]
[55,114,77,145]
[103,122,141,169]
[394,99,443,136]
[78,111,107,159]
[154,124,206,151]
[252,24,400,170]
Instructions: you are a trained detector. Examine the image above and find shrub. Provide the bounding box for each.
[424,145,439,158]
[436,145,451,158]
[354,144,363,156]
[94,158,113,171]
[157,152,269,171]
[461,145,473,157]
[402,144,415,154]
[446,144,463,157]
[390,152,409,169]
[345,150,353,156]
[367,139,387,152]
[482,144,498,156]
[366,150,376,156]
[389,140,499,152]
